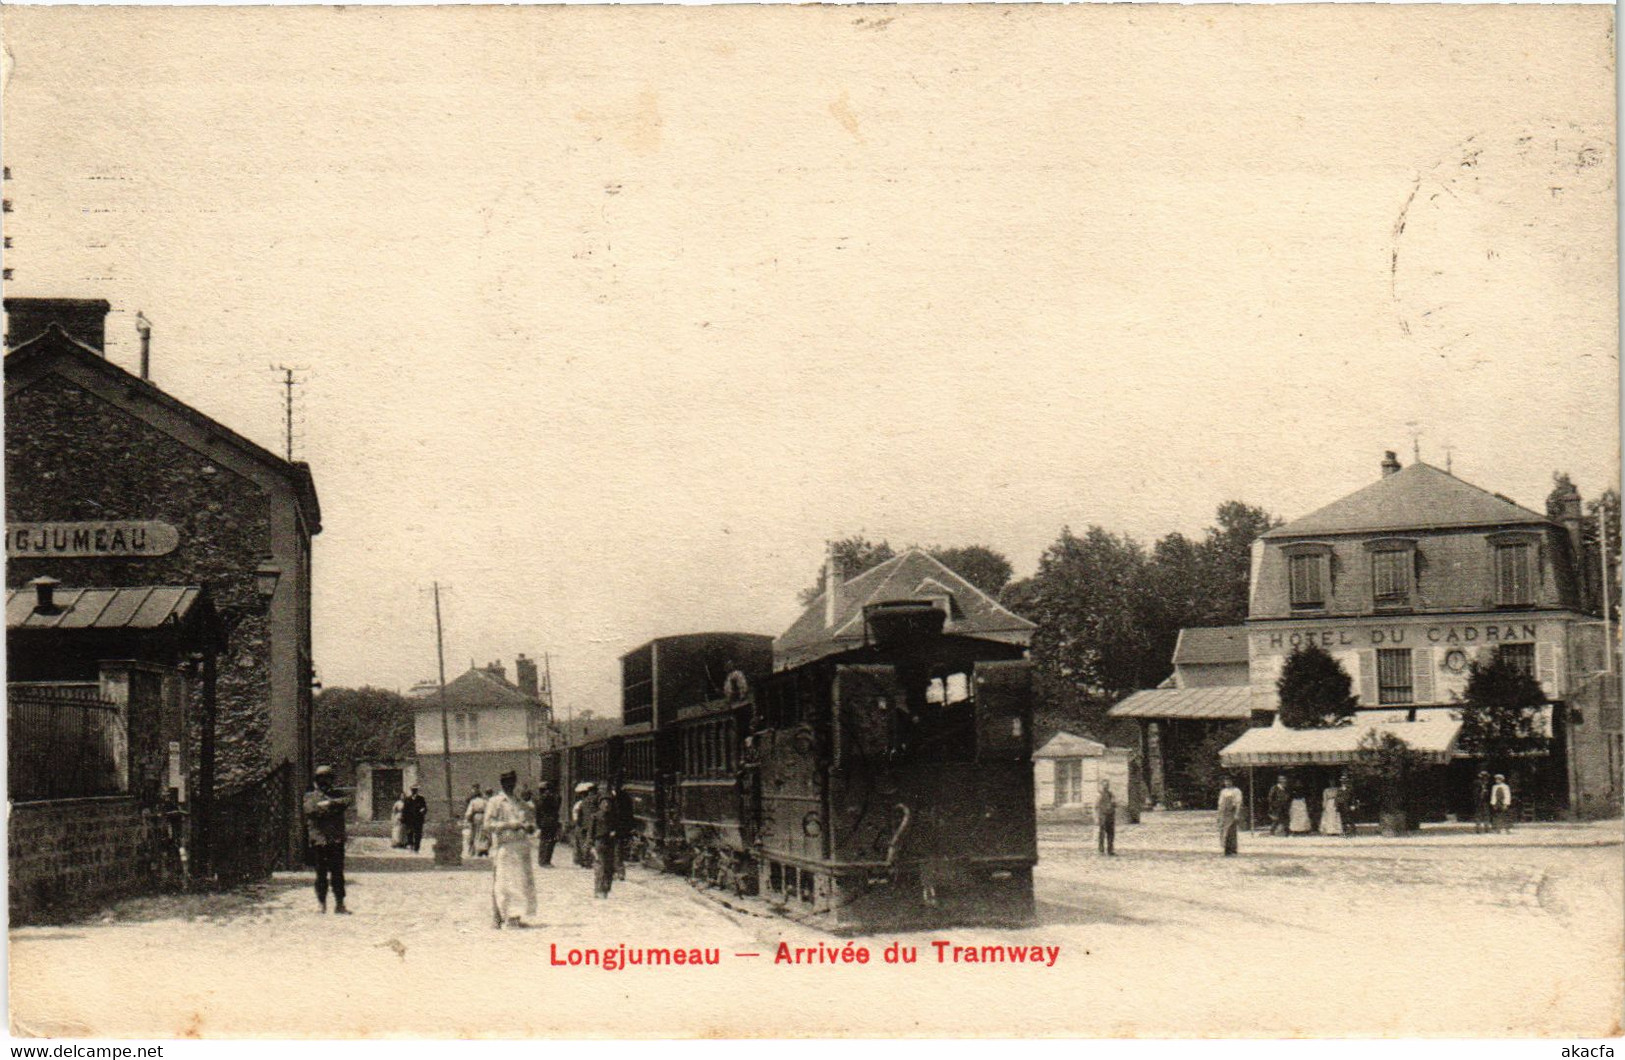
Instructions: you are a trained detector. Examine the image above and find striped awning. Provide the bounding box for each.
[1219,711,1462,767]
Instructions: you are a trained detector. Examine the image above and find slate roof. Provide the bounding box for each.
[1262,461,1549,540]
[1108,685,1254,721]
[5,325,321,533]
[774,548,1036,669]
[408,665,540,711]
[1172,626,1249,667]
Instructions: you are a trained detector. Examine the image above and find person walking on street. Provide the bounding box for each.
[403,786,428,853]
[1095,779,1117,856]
[461,782,482,857]
[1217,775,1244,856]
[571,783,595,867]
[1490,774,1513,833]
[613,779,633,880]
[303,765,352,914]
[485,770,538,929]
[1267,775,1290,836]
[535,782,561,867]
[1474,771,1494,834]
[589,788,619,898]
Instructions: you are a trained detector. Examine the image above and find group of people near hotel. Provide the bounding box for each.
[1265,774,1359,837]
[308,765,633,926]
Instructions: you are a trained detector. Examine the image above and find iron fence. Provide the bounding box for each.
[210,761,293,884]
[8,684,125,801]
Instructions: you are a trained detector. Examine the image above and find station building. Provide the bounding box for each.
[5,297,322,894]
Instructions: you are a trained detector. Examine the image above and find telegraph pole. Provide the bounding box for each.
[431,582,461,864]
[271,365,307,462]
[1601,503,1615,674]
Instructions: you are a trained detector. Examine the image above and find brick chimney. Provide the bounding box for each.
[515,654,540,700]
[1381,451,1402,478]
[824,542,844,628]
[1551,477,1590,610]
[4,297,111,352]
[483,659,507,683]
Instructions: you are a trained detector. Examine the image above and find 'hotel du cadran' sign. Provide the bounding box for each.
[7,521,180,559]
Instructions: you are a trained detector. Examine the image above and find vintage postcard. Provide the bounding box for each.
[3,2,1620,1041]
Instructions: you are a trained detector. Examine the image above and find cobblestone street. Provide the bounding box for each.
[9,816,1622,1038]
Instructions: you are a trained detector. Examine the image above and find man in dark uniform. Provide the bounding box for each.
[403,785,428,853]
[303,765,352,914]
[1267,775,1291,836]
[589,789,619,898]
[535,782,561,867]
[612,778,633,881]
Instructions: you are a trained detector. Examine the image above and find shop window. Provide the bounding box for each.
[1498,642,1535,678]
[1377,649,1413,705]
[1288,553,1328,610]
[1055,759,1083,806]
[1495,543,1534,607]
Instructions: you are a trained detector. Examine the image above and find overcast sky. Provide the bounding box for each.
[4,4,1617,713]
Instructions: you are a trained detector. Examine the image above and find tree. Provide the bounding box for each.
[928,544,1014,597]
[1276,643,1357,729]
[1024,526,1158,701]
[1456,650,1549,768]
[798,536,896,606]
[1197,501,1281,626]
[1348,730,1428,832]
[313,686,415,784]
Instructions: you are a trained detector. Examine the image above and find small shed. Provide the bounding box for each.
[1033,731,1138,823]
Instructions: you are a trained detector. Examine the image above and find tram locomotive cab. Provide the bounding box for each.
[751,601,1037,930]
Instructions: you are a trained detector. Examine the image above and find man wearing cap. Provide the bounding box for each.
[484,770,538,928]
[304,766,352,914]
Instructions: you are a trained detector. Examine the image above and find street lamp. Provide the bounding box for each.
[254,556,283,599]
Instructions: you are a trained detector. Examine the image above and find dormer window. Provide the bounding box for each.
[1283,543,1332,611]
[1366,538,1417,611]
[1495,543,1533,607]
[1488,532,1540,608]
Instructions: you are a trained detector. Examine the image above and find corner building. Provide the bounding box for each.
[1235,452,1617,816]
[5,298,322,867]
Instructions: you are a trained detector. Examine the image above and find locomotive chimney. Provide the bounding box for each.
[824,542,843,628]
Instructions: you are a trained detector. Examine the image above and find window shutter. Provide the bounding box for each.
[1036,760,1055,808]
[1412,648,1435,704]
[1358,650,1377,706]
[1536,642,1560,697]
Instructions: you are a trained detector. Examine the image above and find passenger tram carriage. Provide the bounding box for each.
[541,603,1037,931]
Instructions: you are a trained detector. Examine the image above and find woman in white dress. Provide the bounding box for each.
[1319,785,1343,835]
[390,794,407,848]
[1288,787,1313,834]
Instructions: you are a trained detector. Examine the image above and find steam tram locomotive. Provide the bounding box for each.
[543,604,1037,930]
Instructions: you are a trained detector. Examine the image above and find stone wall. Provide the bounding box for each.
[6,375,275,790]
[8,798,180,924]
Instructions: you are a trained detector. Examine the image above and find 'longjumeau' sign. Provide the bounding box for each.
[7,521,180,558]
